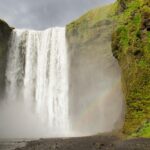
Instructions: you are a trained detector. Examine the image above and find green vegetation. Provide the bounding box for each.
[131,121,150,138]
[112,0,150,137]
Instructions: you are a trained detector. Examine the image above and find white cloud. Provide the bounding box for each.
[0,0,115,29]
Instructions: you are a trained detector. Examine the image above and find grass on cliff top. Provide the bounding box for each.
[67,2,117,35]
[66,2,117,44]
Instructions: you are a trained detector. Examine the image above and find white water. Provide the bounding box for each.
[1,27,69,137]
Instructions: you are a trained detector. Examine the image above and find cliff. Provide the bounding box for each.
[0,19,12,97]
[67,0,150,137]
[66,3,124,134]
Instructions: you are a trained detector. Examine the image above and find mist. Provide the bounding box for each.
[68,40,124,135]
[0,98,53,138]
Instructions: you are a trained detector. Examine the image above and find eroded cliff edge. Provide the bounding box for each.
[67,0,150,137]
[0,19,12,97]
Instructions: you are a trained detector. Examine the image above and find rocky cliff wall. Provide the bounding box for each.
[0,19,12,98]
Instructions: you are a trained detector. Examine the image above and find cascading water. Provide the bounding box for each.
[2,27,69,137]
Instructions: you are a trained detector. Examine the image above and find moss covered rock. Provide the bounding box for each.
[112,0,150,136]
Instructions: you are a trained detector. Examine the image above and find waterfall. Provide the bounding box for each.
[0,26,124,138]
[4,27,69,137]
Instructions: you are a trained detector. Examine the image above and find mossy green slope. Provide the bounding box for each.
[112,0,150,137]
[0,19,12,97]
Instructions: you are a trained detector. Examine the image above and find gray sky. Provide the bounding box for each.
[0,0,115,29]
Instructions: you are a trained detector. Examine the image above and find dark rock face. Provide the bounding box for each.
[0,19,12,98]
[118,0,127,12]
[142,19,150,31]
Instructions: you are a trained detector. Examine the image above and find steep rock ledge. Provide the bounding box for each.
[0,19,12,97]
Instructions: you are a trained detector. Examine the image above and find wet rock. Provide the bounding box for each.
[142,18,150,31]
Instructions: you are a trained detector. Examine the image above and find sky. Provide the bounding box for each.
[0,0,115,29]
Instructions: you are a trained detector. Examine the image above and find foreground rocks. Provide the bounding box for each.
[13,135,150,150]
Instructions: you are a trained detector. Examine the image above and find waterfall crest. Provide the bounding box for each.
[3,27,69,137]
